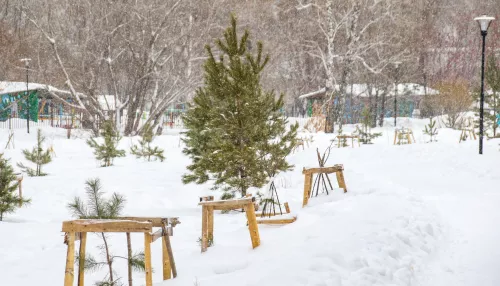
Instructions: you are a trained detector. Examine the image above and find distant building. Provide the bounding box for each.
[0,81,81,128]
[298,83,439,124]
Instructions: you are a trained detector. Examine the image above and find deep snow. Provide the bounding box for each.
[0,118,499,286]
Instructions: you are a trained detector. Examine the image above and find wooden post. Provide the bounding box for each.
[161,224,177,278]
[201,206,208,252]
[407,132,412,144]
[207,206,214,244]
[303,173,313,207]
[393,130,398,145]
[64,232,76,286]
[144,232,153,286]
[126,233,133,286]
[284,202,290,214]
[336,170,347,193]
[77,232,87,286]
[161,230,172,280]
[245,203,260,249]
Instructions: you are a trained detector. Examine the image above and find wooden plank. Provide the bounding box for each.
[162,223,177,278]
[336,170,347,193]
[118,217,180,228]
[162,232,172,280]
[245,203,260,249]
[337,135,358,139]
[199,197,255,210]
[207,206,214,245]
[199,196,214,202]
[201,206,208,252]
[62,220,152,233]
[393,131,397,145]
[303,173,312,207]
[64,232,75,286]
[302,165,343,175]
[151,229,163,242]
[77,232,87,286]
[284,202,290,214]
[144,232,153,286]
[256,217,297,224]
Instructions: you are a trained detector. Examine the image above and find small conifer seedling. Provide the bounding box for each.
[68,178,145,285]
[87,121,126,167]
[423,117,438,142]
[130,123,165,162]
[17,129,52,176]
[0,154,30,221]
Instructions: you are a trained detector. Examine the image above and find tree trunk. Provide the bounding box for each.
[101,233,114,284]
[379,92,386,127]
[373,89,379,128]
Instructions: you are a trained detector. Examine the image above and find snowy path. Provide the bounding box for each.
[416,193,500,286]
[345,129,500,286]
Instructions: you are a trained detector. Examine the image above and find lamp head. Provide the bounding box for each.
[20,58,31,67]
[474,15,495,32]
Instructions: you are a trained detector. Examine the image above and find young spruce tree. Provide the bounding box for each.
[0,154,30,221]
[68,178,145,286]
[423,117,438,142]
[130,123,165,162]
[182,14,298,197]
[17,129,52,176]
[356,107,382,144]
[87,121,126,167]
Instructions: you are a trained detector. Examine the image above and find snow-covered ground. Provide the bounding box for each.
[0,118,499,286]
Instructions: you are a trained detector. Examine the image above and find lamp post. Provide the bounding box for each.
[20,58,31,134]
[474,15,495,155]
[393,61,402,127]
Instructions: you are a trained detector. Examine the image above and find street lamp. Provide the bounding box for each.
[20,58,31,134]
[474,15,495,154]
[393,61,402,127]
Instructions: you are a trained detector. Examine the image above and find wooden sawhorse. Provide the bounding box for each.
[302,165,347,207]
[198,197,260,252]
[62,217,179,286]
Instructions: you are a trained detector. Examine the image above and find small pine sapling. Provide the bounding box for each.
[337,126,348,147]
[0,154,30,221]
[423,117,438,142]
[68,178,145,286]
[357,107,382,144]
[87,121,126,167]
[130,123,165,162]
[17,129,52,176]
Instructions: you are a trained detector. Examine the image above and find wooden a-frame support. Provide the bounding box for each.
[302,165,347,207]
[459,128,477,143]
[62,217,179,286]
[394,129,416,145]
[198,197,260,252]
